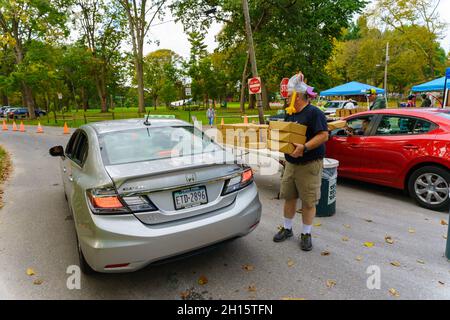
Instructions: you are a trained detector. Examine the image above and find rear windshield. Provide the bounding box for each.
[99,126,222,165]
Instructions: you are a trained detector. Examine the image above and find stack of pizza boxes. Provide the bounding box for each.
[216,123,269,149]
[268,121,307,154]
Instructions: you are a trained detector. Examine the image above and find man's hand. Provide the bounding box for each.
[290,143,304,158]
[344,126,354,136]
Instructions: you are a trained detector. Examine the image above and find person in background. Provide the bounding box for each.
[407,94,416,108]
[420,94,432,108]
[206,106,215,127]
[344,99,356,110]
[273,72,329,251]
[367,88,386,110]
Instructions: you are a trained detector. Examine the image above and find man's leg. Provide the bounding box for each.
[301,204,316,236]
[274,163,297,242]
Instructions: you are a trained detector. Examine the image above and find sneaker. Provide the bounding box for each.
[300,233,313,251]
[273,227,293,242]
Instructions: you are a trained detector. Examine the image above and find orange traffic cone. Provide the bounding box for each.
[63,122,70,134]
[220,118,224,125]
[243,115,248,124]
[2,120,7,131]
[12,121,18,131]
[37,122,43,133]
[19,121,25,132]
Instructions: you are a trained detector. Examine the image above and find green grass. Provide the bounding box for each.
[4,103,281,128]
[0,145,11,207]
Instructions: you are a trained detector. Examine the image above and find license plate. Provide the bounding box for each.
[173,186,208,210]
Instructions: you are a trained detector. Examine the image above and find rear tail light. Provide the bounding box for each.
[87,188,158,215]
[222,168,254,195]
[87,188,129,215]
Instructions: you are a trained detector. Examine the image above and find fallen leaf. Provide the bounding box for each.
[416,259,425,264]
[313,221,322,227]
[321,251,330,256]
[389,288,400,297]
[364,219,373,223]
[355,256,363,261]
[33,279,43,285]
[408,228,416,234]
[287,258,295,267]
[363,242,374,248]
[248,284,257,292]
[198,275,208,285]
[385,236,394,244]
[180,291,190,300]
[443,235,448,240]
[342,236,349,242]
[390,261,401,267]
[282,297,305,300]
[326,280,336,288]
[441,220,448,226]
[242,264,254,271]
[438,281,445,285]
[343,224,351,229]
[26,268,35,276]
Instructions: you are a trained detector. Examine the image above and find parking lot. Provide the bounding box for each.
[0,126,449,300]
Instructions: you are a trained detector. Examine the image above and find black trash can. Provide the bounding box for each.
[316,158,339,217]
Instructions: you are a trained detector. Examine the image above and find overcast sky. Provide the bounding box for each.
[144,0,450,59]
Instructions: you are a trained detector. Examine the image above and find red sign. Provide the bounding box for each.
[248,77,261,95]
[280,78,289,98]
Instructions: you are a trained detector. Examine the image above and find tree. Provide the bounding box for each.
[0,0,69,119]
[171,0,367,102]
[143,49,182,108]
[74,0,127,112]
[116,0,167,113]
[371,0,447,79]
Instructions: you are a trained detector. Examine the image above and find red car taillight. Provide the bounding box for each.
[222,168,254,195]
[86,188,158,215]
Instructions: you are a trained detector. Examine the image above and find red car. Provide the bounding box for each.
[326,108,450,211]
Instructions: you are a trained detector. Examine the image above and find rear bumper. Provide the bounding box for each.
[78,183,261,273]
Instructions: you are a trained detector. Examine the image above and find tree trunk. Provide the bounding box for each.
[1,91,8,106]
[249,94,255,109]
[261,82,270,111]
[240,54,250,113]
[136,57,145,113]
[81,87,88,112]
[22,83,36,119]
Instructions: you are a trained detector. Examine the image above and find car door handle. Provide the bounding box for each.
[403,145,419,150]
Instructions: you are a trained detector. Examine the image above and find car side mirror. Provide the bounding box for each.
[49,145,64,157]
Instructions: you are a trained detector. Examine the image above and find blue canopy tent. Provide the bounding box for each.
[320,81,385,97]
[411,76,445,92]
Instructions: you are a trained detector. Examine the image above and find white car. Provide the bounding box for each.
[322,100,358,116]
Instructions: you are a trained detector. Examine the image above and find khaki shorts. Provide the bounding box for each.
[280,159,323,208]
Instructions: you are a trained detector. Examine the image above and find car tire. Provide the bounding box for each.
[408,165,450,211]
[76,236,96,275]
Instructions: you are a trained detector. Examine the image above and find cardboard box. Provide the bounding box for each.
[246,142,267,149]
[327,120,347,131]
[270,131,306,144]
[268,140,295,154]
[269,121,307,136]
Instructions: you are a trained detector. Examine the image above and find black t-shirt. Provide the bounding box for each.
[284,104,328,164]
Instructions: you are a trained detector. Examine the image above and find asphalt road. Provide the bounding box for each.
[0,125,449,300]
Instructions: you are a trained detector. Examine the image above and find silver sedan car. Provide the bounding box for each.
[49,118,261,273]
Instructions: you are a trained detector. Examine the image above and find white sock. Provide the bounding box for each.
[284,218,293,230]
[302,224,312,235]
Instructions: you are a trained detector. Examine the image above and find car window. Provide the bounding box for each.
[375,116,418,135]
[341,116,374,136]
[72,132,88,166]
[100,126,222,165]
[65,131,80,158]
[413,119,435,134]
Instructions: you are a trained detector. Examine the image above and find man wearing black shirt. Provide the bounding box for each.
[273,75,329,251]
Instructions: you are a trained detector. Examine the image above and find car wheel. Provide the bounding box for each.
[76,236,96,275]
[408,166,450,211]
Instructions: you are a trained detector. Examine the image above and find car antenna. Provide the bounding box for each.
[143,107,151,126]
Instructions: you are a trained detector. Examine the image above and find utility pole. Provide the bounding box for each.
[242,0,264,124]
[384,42,389,105]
